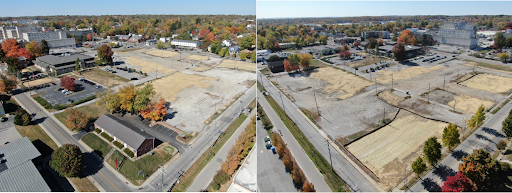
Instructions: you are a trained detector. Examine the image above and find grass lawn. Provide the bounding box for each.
[259,67,270,76]
[106,148,173,186]
[15,125,99,192]
[80,68,130,88]
[171,113,249,192]
[55,103,107,128]
[259,83,350,192]
[309,59,328,68]
[81,133,112,158]
[257,103,273,137]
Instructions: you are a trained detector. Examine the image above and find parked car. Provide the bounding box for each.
[1,117,7,122]
[68,99,74,103]
[131,78,138,80]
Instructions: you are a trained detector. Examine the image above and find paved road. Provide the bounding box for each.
[156,85,256,192]
[13,93,130,192]
[256,118,297,192]
[409,100,512,192]
[259,73,378,192]
[258,92,331,192]
[187,111,255,191]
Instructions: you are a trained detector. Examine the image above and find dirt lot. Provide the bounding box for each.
[151,72,218,102]
[446,94,494,114]
[145,50,179,58]
[80,68,129,87]
[347,56,387,68]
[22,77,53,86]
[125,57,173,74]
[347,113,448,190]
[376,66,445,83]
[186,54,209,61]
[217,60,255,72]
[458,73,512,94]
[310,66,373,100]
[191,58,223,72]
[379,90,405,106]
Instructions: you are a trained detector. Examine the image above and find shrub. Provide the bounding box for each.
[212,169,230,190]
[33,96,52,109]
[94,128,101,134]
[72,95,96,106]
[123,148,135,158]
[497,140,508,151]
[54,104,69,110]
[101,132,114,142]
[113,141,124,149]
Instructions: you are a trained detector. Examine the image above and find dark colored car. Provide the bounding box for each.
[1,117,7,122]
[131,78,138,80]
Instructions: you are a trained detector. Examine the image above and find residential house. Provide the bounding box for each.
[229,46,240,54]
[222,39,233,47]
[94,114,155,157]
[159,37,171,42]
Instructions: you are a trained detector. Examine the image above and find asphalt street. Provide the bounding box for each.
[13,92,131,192]
[256,116,300,192]
[258,92,331,192]
[409,100,512,192]
[258,73,378,192]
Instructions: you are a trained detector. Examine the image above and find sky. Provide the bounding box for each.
[0,0,255,17]
[257,1,512,19]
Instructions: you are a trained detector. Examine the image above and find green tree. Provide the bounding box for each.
[40,39,49,55]
[505,37,512,48]
[375,44,379,56]
[240,36,255,50]
[503,117,512,139]
[442,123,460,150]
[156,41,166,49]
[392,42,407,61]
[240,51,246,61]
[251,52,256,62]
[368,38,377,49]
[75,58,80,72]
[391,35,398,42]
[494,32,506,49]
[319,35,327,45]
[423,136,442,166]
[50,144,84,178]
[412,156,427,177]
[97,44,114,65]
[14,109,29,126]
[97,89,121,113]
[486,21,493,29]
[467,104,486,130]
[5,57,20,75]
[133,83,155,113]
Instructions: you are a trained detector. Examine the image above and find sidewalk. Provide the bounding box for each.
[186,111,255,192]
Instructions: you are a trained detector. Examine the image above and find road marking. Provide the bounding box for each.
[423,110,509,191]
[20,94,121,192]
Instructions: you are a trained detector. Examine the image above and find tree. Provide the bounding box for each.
[391,35,398,42]
[392,42,407,61]
[375,44,379,56]
[25,41,42,58]
[156,41,166,49]
[5,57,20,75]
[467,104,486,130]
[97,44,114,65]
[0,71,17,93]
[319,35,327,45]
[282,153,294,171]
[353,42,360,47]
[75,58,80,72]
[368,38,378,49]
[302,182,316,192]
[291,164,305,187]
[497,139,507,151]
[1,39,20,58]
[506,37,512,48]
[133,83,155,113]
[97,90,121,113]
[442,123,460,150]
[40,39,50,55]
[240,51,246,61]
[411,156,427,177]
[498,53,509,62]
[14,109,30,126]
[267,55,281,62]
[18,48,33,61]
[495,32,506,49]
[298,53,313,69]
[60,76,77,91]
[65,108,90,131]
[398,29,418,45]
[283,59,299,72]
[442,172,477,192]
[502,117,512,139]
[86,34,92,41]
[423,136,442,166]
[422,34,432,46]
[339,50,352,59]
[50,144,84,178]
[141,97,167,121]
[342,44,350,51]
[458,149,501,191]
[240,36,255,50]
[119,84,136,113]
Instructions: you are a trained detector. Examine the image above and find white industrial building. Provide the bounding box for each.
[22,30,66,42]
[433,22,478,49]
[0,26,43,40]
[170,39,201,48]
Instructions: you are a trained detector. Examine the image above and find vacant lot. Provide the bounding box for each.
[186,54,209,61]
[347,56,387,68]
[347,114,448,189]
[459,73,512,94]
[151,72,217,102]
[23,77,53,87]
[217,60,255,72]
[310,67,373,100]
[376,66,445,83]
[191,58,223,72]
[81,68,129,87]
[126,57,173,74]
[146,50,179,58]
[379,90,405,106]
[447,94,494,114]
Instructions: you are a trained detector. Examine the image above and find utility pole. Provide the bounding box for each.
[443,77,446,90]
[375,78,377,95]
[314,93,320,116]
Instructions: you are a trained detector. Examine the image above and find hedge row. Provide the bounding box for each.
[33,96,52,109]
[94,128,101,134]
[100,132,114,142]
[113,141,124,149]
[124,148,135,158]
[72,95,96,106]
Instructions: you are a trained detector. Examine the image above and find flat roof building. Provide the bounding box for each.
[433,22,478,49]
[171,39,202,49]
[361,31,390,39]
[34,54,95,75]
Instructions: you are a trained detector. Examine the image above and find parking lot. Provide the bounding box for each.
[31,79,106,106]
[100,65,145,81]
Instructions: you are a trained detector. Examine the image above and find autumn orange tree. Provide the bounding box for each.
[398,30,418,45]
[1,39,20,58]
[284,59,299,72]
[458,149,502,191]
[25,41,42,58]
[0,71,17,93]
[18,48,33,61]
[86,34,92,41]
[140,97,167,121]
[65,108,90,131]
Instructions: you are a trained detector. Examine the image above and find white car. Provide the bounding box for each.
[61,89,68,93]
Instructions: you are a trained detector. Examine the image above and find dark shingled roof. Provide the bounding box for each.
[36,54,94,65]
[94,114,154,149]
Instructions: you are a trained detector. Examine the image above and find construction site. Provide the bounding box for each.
[270,55,512,190]
[115,48,256,133]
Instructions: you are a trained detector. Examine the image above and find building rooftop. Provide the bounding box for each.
[95,114,155,149]
[36,54,94,65]
[171,39,201,44]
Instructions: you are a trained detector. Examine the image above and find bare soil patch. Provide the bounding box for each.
[151,72,217,102]
[145,50,179,58]
[458,73,512,94]
[80,68,129,87]
[310,67,373,100]
[217,60,255,72]
[125,57,173,74]
[447,94,494,114]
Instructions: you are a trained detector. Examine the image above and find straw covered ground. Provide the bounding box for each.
[458,73,512,94]
[310,66,373,100]
[151,72,217,102]
[376,66,445,83]
[125,57,173,74]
